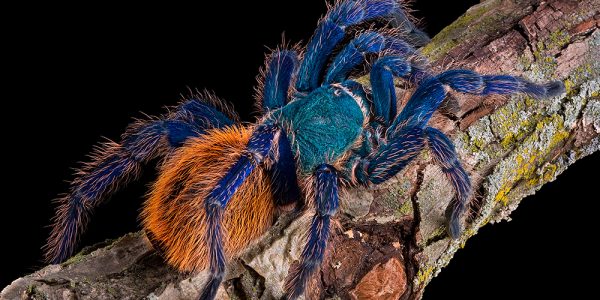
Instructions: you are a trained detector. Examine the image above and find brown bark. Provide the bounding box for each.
[2,0,599,299]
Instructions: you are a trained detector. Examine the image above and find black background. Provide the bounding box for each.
[3,1,599,298]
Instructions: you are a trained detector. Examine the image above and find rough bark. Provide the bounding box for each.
[3,0,599,299]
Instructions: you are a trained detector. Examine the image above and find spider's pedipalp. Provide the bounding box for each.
[200,124,280,300]
[45,98,234,264]
[285,164,339,300]
[296,0,406,93]
[425,127,471,238]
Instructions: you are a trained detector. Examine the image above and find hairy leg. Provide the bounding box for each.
[199,124,279,300]
[388,70,565,137]
[425,127,471,238]
[259,49,299,110]
[45,98,235,264]
[285,164,339,300]
[370,55,427,126]
[324,32,421,85]
[295,0,407,93]
[353,126,425,184]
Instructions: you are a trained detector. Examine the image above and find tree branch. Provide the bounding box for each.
[3,0,598,299]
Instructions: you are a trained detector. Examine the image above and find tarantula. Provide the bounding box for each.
[45,0,564,299]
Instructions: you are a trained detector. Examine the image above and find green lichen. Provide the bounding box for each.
[467,116,494,151]
[107,286,118,296]
[567,63,596,87]
[547,29,571,50]
[531,42,558,78]
[489,97,540,150]
[564,79,577,96]
[379,181,415,218]
[517,53,533,71]
[426,225,447,244]
[415,266,435,287]
[397,199,413,217]
[541,163,558,184]
[493,115,570,205]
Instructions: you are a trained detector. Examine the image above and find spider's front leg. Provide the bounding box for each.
[296,0,411,93]
[285,164,339,300]
[258,49,302,206]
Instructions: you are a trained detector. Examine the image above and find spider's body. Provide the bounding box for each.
[45,1,564,299]
[273,83,367,173]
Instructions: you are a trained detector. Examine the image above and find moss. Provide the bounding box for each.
[422,0,500,61]
[62,251,87,266]
[24,284,46,300]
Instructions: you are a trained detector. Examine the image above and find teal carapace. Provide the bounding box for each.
[274,85,365,173]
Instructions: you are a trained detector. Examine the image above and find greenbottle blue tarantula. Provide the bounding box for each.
[45,0,564,299]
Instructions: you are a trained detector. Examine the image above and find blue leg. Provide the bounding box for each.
[295,0,406,93]
[324,32,422,85]
[354,127,425,184]
[285,164,339,300]
[424,127,471,238]
[370,55,428,126]
[388,70,565,137]
[260,49,299,111]
[199,125,278,300]
[45,99,235,264]
[172,97,238,133]
[270,132,301,206]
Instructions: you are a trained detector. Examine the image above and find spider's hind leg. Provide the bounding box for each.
[45,99,235,264]
[257,49,302,206]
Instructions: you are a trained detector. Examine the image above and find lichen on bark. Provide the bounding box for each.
[2,1,598,299]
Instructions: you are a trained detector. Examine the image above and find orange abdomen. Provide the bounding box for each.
[142,125,275,272]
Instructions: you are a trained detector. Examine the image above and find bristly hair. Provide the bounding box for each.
[254,38,304,114]
[178,87,240,122]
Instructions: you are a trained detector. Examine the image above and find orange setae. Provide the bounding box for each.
[142,125,275,272]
